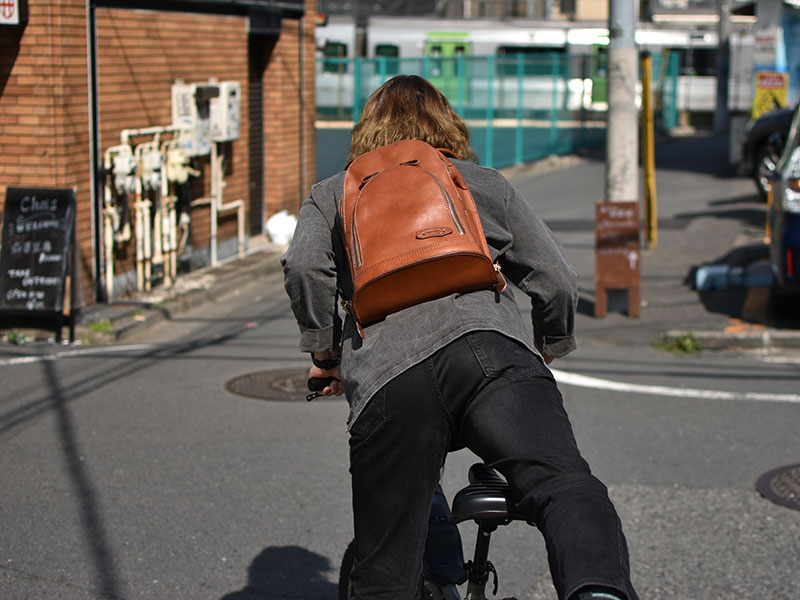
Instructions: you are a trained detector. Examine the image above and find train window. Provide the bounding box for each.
[670,47,717,77]
[324,41,347,58]
[454,45,466,76]
[375,44,399,58]
[375,44,400,75]
[496,46,566,76]
[323,41,348,73]
[430,45,443,77]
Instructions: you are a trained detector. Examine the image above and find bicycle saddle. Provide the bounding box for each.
[450,464,531,526]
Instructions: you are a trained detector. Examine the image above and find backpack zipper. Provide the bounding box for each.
[417,167,466,235]
[351,218,363,267]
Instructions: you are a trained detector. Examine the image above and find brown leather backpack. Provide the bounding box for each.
[339,139,507,335]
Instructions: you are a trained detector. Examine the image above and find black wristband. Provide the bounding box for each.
[311,355,340,370]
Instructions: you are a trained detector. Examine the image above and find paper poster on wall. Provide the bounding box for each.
[752,71,789,119]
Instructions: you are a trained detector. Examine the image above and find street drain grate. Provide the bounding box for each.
[225,368,341,402]
[756,463,800,512]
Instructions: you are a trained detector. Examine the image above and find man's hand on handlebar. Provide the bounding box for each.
[308,363,343,397]
[306,350,344,400]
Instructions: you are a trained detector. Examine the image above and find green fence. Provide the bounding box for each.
[316,52,679,177]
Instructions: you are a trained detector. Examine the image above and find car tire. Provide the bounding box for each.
[754,131,787,201]
[772,289,800,323]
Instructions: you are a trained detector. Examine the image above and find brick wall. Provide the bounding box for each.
[0,1,316,307]
[95,9,250,283]
[264,13,318,216]
[0,0,93,306]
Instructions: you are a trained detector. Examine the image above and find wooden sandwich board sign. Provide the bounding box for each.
[0,187,78,342]
[594,201,641,318]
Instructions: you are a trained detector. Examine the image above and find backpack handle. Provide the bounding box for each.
[436,148,469,190]
[437,148,460,159]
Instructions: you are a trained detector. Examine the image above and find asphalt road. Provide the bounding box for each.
[2,267,799,600]
[2,132,800,599]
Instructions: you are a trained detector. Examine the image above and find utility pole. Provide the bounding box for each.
[595,0,641,319]
[605,0,638,203]
[714,0,732,135]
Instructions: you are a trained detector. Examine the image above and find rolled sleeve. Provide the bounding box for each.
[499,181,579,358]
[281,189,343,354]
[536,333,577,359]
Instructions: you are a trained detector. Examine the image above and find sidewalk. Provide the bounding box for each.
[5,132,800,352]
[73,235,287,345]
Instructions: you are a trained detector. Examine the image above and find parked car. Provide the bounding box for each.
[741,105,795,200]
[767,102,800,296]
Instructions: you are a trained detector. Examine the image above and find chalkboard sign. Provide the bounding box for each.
[0,187,76,339]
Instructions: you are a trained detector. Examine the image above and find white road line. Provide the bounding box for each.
[761,355,800,365]
[0,344,157,366]
[2,348,798,404]
[551,368,800,404]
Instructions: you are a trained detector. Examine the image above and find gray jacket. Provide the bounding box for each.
[282,159,578,429]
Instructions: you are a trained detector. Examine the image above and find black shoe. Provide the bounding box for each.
[574,587,624,600]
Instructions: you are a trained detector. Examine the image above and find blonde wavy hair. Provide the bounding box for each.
[348,75,474,162]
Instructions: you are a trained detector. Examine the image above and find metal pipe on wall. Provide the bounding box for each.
[211,142,246,265]
[101,143,135,298]
[192,141,245,266]
[102,127,185,296]
[87,0,105,302]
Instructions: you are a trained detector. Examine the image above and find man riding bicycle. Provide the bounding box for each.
[282,75,639,600]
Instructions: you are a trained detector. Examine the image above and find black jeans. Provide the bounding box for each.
[347,331,638,600]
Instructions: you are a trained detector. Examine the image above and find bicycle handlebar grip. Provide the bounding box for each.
[306,376,340,401]
[307,376,338,392]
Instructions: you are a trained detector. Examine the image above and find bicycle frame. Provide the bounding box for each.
[339,463,527,600]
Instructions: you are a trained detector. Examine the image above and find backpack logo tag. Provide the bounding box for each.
[416,227,453,239]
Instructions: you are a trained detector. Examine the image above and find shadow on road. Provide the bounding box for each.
[674,201,766,230]
[43,359,128,600]
[653,133,741,178]
[687,244,800,329]
[580,132,745,179]
[220,545,338,600]
[0,311,303,600]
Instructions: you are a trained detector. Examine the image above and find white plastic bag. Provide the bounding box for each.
[266,210,298,246]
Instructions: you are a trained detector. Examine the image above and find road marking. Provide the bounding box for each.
[551,368,800,404]
[3,348,798,404]
[761,354,800,365]
[0,344,157,366]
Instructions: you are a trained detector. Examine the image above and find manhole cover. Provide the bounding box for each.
[225,368,341,402]
[756,463,800,511]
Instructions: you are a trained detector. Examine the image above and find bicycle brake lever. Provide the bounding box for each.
[488,562,498,596]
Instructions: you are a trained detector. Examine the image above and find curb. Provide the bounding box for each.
[664,329,800,351]
[78,245,286,342]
